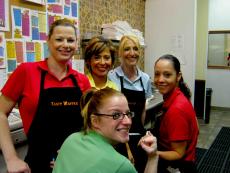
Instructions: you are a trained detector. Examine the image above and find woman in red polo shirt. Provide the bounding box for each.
[153,54,199,173]
[0,19,90,173]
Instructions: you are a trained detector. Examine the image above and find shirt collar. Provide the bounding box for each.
[87,72,110,90]
[114,66,142,81]
[38,59,77,77]
[163,87,180,110]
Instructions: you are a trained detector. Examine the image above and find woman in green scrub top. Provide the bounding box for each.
[53,88,158,173]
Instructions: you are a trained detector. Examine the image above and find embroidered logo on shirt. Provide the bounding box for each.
[50,101,79,106]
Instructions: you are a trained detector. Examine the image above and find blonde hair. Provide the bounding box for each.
[48,18,77,39]
[118,35,140,59]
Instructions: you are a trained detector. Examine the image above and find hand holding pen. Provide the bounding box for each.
[138,131,158,157]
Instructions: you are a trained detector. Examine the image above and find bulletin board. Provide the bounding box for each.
[0,0,80,89]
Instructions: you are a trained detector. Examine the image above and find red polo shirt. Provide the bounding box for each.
[159,88,199,162]
[1,60,91,134]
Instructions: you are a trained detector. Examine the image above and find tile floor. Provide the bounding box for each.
[197,107,230,149]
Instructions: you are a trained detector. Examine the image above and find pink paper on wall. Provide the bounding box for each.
[40,32,47,40]
[65,0,71,5]
[48,15,55,29]
[15,41,24,63]
[48,4,63,14]
[22,10,30,37]
[26,42,34,51]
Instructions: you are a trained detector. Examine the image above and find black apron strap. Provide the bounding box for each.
[120,76,124,89]
[139,77,145,92]
[39,70,47,96]
[69,74,78,87]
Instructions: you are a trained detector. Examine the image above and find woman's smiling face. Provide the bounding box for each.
[48,25,77,63]
[120,39,139,67]
[154,59,181,97]
[93,95,132,145]
[89,47,112,78]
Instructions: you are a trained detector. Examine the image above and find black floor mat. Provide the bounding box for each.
[196,147,207,165]
[196,127,230,173]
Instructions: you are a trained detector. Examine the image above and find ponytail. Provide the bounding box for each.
[80,88,97,133]
[178,77,191,100]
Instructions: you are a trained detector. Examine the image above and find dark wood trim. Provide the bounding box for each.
[211,106,230,111]
[209,30,230,34]
[208,65,230,69]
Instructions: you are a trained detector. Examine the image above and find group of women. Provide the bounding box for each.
[0,18,199,173]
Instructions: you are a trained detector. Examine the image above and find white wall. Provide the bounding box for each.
[209,0,230,30]
[206,69,230,107]
[145,0,197,103]
[207,0,230,108]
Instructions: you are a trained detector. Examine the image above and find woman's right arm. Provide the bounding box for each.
[138,131,158,173]
[0,95,30,173]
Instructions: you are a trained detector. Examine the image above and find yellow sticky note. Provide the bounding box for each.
[35,42,42,61]
[38,13,47,33]
[6,41,16,59]
[14,28,22,38]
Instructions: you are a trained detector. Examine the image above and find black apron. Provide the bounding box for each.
[24,70,83,173]
[117,76,147,173]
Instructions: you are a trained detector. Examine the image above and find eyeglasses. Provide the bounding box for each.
[94,111,134,120]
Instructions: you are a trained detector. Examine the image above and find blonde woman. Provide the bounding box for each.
[108,35,152,172]
[0,19,90,173]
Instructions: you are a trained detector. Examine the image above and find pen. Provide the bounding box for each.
[129,133,141,136]
[146,131,151,136]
